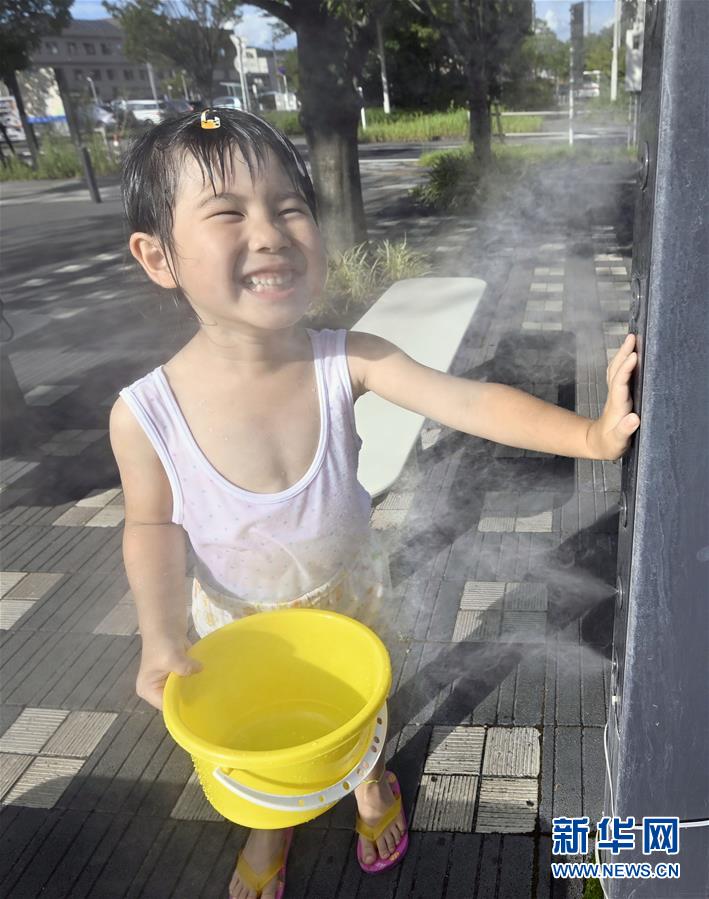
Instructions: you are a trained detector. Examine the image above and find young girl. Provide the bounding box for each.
[110,108,639,899]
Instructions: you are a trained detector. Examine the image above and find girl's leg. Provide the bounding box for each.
[229,828,290,899]
[353,740,407,864]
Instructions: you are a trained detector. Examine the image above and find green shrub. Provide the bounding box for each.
[260,110,302,135]
[413,145,484,210]
[415,141,635,211]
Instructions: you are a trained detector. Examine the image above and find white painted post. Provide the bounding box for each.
[376,18,391,115]
[611,0,621,101]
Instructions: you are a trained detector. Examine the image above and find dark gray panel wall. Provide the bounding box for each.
[607,1,709,896]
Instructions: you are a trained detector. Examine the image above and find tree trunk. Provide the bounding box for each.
[296,18,368,256]
[467,68,492,166]
[4,72,40,169]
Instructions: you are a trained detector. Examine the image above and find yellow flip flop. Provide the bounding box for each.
[233,828,294,898]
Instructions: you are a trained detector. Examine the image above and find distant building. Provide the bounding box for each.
[26,18,289,104]
[29,19,159,102]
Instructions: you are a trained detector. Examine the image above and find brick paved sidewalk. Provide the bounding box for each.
[0,159,635,898]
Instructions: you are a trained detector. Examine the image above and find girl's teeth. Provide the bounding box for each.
[246,273,294,288]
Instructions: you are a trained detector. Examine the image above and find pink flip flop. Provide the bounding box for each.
[356,771,409,874]
[233,827,294,898]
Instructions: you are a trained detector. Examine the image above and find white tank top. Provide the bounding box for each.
[119,328,373,604]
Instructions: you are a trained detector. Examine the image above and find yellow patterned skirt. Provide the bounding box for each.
[191,529,391,639]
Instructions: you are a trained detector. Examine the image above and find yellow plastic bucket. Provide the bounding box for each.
[163,608,391,829]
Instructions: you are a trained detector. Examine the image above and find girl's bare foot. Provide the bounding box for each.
[229,828,289,899]
[354,773,406,864]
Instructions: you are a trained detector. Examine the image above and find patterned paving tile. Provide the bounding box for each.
[0,708,69,754]
[2,756,85,808]
[42,711,116,757]
[41,430,106,456]
[370,509,408,529]
[93,601,138,636]
[0,753,33,800]
[603,322,628,336]
[460,582,506,609]
[0,599,35,629]
[52,506,97,527]
[478,516,515,532]
[0,460,39,489]
[424,726,485,775]
[514,510,553,533]
[24,384,79,406]
[3,571,63,600]
[376,492,415,512]
[0,571,27,596]
[76,488,122,508]
[412,774,478,832]
[503,583,547,611]
[500,611,547,643]
[170,771,223,821]
[452,609,502,642]
[85,507,125,527]
[420,427,441,450]
[476,777,538,833]
[482,728,540,777]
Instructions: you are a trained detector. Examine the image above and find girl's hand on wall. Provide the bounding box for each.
[587,333,641,461]
[136,637,202,710]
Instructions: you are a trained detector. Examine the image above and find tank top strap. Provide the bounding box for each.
[307,328,360,447]
[118,369,185,524]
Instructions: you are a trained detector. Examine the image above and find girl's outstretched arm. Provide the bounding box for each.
[109,398,201,710]
[347,331,640,461]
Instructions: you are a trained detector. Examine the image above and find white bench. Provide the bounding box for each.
[352,277,487,498]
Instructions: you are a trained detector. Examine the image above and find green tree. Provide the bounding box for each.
[418,0,534,164]
[584,25,626,83]
[247,0,387,254]
[0,0,72,167]
[103,0,241,102]
[522,18,568,81]
[360,9,467,110]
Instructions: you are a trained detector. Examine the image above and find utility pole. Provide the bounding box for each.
[86,75,99,104]
[569,43,575,146]
[611,0,621,101]
[146,62,159,103]
[226,29,250,112]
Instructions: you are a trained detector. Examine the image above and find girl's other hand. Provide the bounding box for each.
[136,637,203,710]
[588,333,641,460]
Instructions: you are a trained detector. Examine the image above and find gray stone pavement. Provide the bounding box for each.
[0,156,636,897]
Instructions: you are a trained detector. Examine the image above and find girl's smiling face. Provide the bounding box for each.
[134,147,327,335]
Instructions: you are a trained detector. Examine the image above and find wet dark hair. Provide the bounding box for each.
[121,108,318,305]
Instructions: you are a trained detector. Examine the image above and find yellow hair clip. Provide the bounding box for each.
[200,109,221,130]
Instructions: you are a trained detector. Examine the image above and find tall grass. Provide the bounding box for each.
[308,238,431,322]
[260,107,543,142]
[359,108,542,142]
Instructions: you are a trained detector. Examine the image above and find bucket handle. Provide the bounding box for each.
[212,704,388,813]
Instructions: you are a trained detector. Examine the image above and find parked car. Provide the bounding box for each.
[116,99,166,126]
[162,98,193,118]
[212,95,243,110]
[90,103,116,128]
